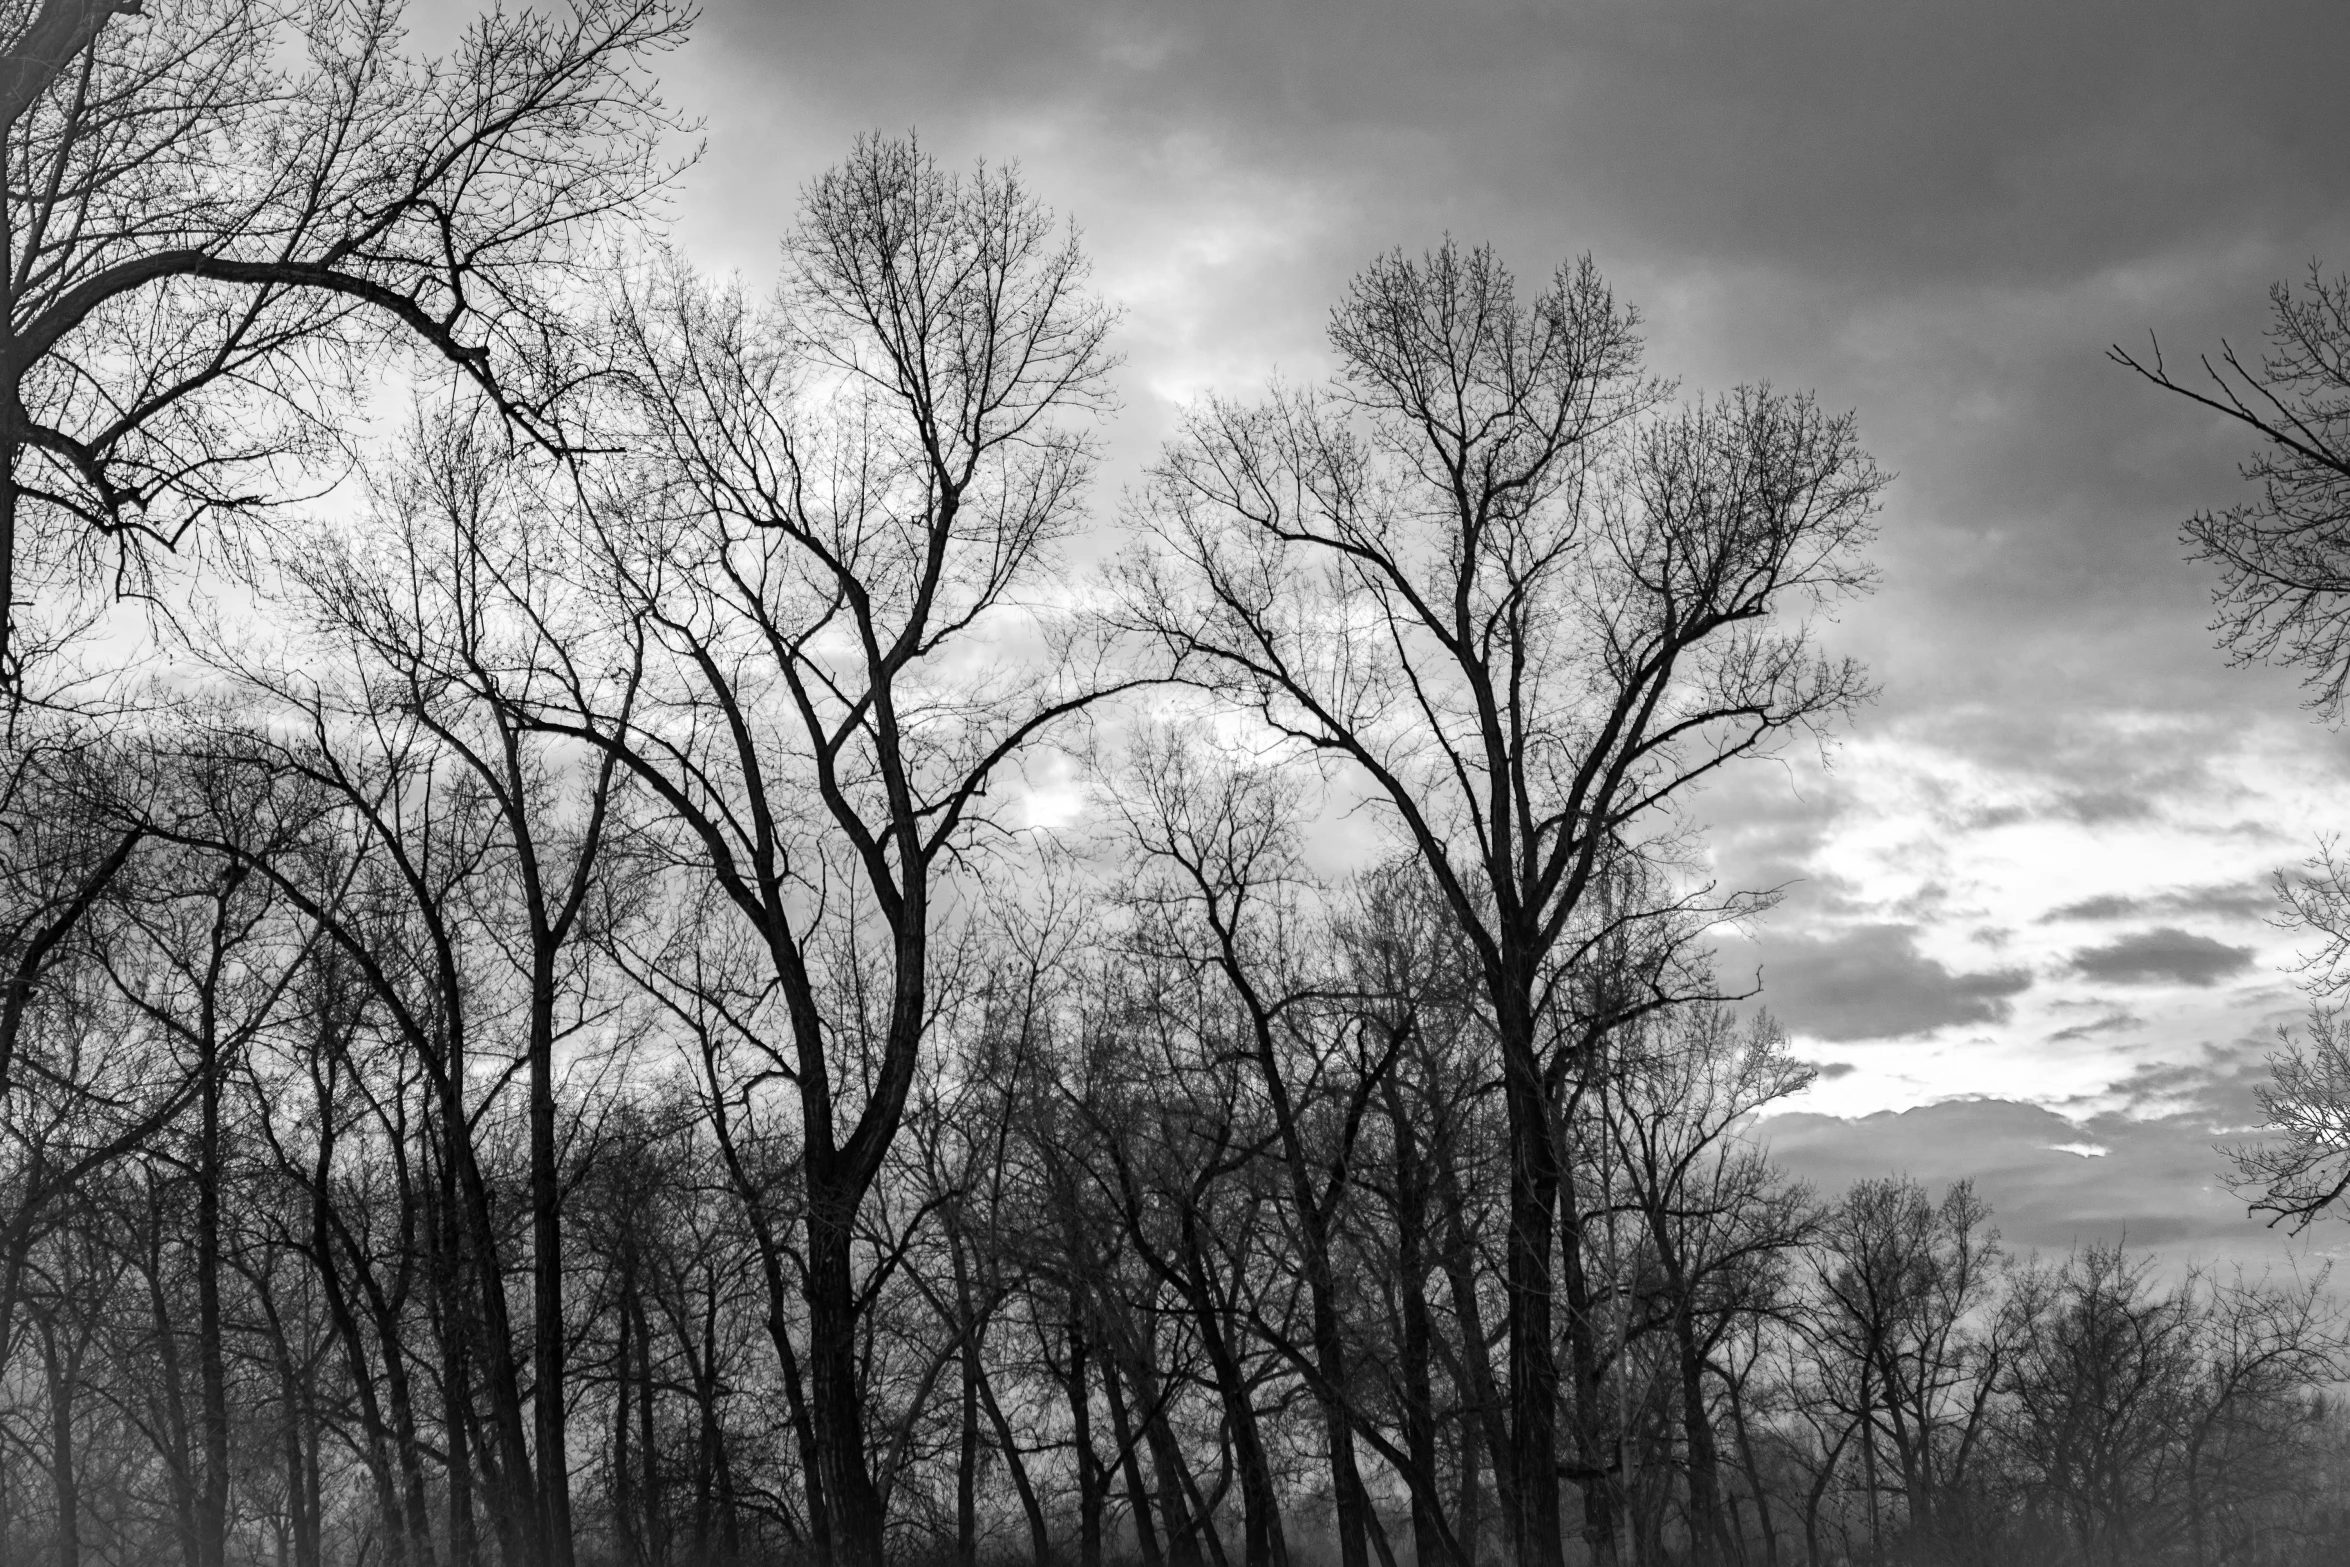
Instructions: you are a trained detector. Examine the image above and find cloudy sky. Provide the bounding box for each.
[642,0,2350,1270]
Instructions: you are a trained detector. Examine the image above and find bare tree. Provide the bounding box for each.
[0,0,690,689]
[2177,1269,2348,1567]
[1119,239,1886,1567]
[260,402,639,1567]
[28,104,2350,1567]
[0,738,177,1393]
[2119,275,2350,1237]
[1073,941,1289,1567]
[2226,1007,2350,1230]
[2001,1245,2200,1567]
[1109,731,1388,1567]
[89,815,309,1567]
[534,134,1122,1567]
[1807,1175,2006,1561]
[1598,1007,1815,1567]
[1339,864,1491,1567]
[137,687,564,1564]
[2115,269,2350,717]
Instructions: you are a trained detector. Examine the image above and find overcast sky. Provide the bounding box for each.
[646,0,2350,1272]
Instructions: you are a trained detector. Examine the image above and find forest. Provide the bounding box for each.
[6,3,2350,1566]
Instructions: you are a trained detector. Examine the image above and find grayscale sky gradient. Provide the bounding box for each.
[649,0,2350,1272]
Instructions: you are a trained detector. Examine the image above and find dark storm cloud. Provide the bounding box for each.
[656,0,2350,884]
[685,0,2350,271]
[2051,894,2141,921]
[2059,790,2156,826]
[2084,1043,2285,1121]
[2071,927,2254,988]
[1913,711,2257,834]
[670,0,2350,744]
[1760,923,2030,1042]
[2044,879,2279,924]
[1547,3,2348,282]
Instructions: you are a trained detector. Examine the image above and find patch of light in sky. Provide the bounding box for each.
[1732,709,2344,1122]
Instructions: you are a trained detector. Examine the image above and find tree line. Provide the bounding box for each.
[6,3,2350,1566]
[8,756,2349,1567]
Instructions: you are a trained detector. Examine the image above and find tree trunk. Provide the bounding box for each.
[1728,1381,1780,1567]
[312,1031,435,1567]
[41,1314,80,1567]
[146,1199,201,1567]
[1066,1313,1103,1567]
[0,424,19,683]
[953,1225,981,1567]
[528,983,574,1567]
[1797,1425,1852,1567]
[707,1091,832,1563]
[195,992,230,1567]
[805,1170,885,1567]
[646,1280,672,1564]
[312,1200,410,1567]
[980,1355,1050,1565]
[432,1012,537,1567]
[1438,1148,1512,1557]
[1306,1270,1372,1567]
[380,1287,440,1567]
[1672,1296,1726,1567]
[1237,984,1371,1567]
[432,1127,480,1567]
[1389,1081,1466,1567]
[1499,985,1565,1567]
[1181,1215,1286,1567]
[1124,1333,1205,1567]
[283,1338,325,1567]
[1557,1150,1622,1567]
[615,1291,639,1564]
[1103,1331,1167,1567]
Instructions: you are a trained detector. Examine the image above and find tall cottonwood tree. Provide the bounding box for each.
[0,0,689,689]
[533,135,1123,1567]
[1120,241,1886,1567]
